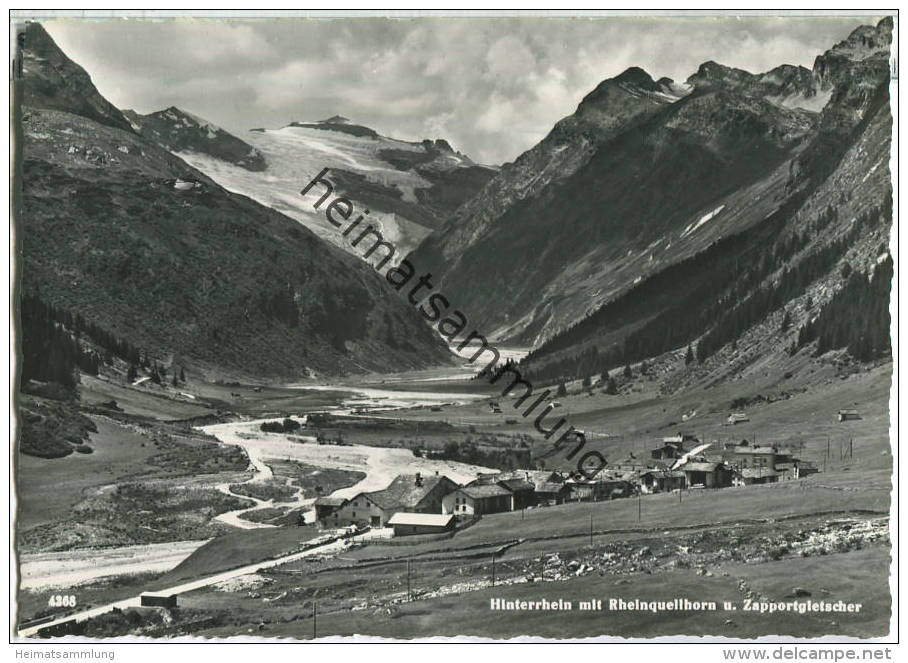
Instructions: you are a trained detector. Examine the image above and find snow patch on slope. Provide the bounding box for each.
[174,125,438,262]
[862,157,885,183]
[681,204,726,238]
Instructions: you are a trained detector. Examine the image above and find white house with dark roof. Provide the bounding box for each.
[442,482,513,516]
[324,472,458,529]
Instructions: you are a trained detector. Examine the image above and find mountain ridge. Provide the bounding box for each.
[122,106,268,171]
[17,22,455,379]
[20,21,135,134]
[407,17,893,356]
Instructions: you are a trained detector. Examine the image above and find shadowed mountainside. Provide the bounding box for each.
[17,22,454,378]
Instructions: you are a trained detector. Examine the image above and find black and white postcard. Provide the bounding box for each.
[9,8,899,653]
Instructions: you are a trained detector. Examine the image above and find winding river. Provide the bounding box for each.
[19,373,507,591]
[200,380,498,528]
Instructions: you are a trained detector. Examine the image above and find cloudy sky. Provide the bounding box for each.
[43,15,880,164]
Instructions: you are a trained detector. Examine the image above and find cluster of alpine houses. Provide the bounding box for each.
[313,470,575,535]
[613,433,820,494]
[314,435,821,537]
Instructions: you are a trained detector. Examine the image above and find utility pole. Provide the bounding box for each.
[491,554,496,587]
[589,512,593,547]
[637,491,642,522]
[312,600,317,640]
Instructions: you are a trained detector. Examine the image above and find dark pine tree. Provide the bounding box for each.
[685,344,694,365]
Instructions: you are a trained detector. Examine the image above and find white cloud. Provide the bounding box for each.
[39,16,879,165]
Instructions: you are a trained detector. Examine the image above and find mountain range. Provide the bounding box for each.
[16,22,454,378]
[410,18,892,351]
[15,17,894,385]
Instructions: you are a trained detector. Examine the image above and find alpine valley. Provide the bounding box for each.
[13,16,895,642]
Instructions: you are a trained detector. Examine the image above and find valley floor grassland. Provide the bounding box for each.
[15,376,361,553]
[172,499,889,639]
[150,527,328,589]
[258,547,890,640]
[78,374,355,422]
[15,354,892,639]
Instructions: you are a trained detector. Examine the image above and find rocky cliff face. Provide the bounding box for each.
[813,17,893,133]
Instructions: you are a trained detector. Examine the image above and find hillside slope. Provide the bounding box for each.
[16,22,453,378]
[521,78,892,386]
[413,67,684,271]
[409,18,893,350]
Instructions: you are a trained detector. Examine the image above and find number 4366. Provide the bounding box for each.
[47,594,76,607]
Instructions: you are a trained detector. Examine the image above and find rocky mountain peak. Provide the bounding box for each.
[288,117,378,138]
[821,16,893,63]
[685,59,817,104]
[756,64,817,99]
[124,106,266,171]
[811,16,893,132]
[421,138,454,153]
[19,22,135,134]
[579,66,662,108]
[812,16,892,87]
[613,66,660,90]
[687,61,756,90]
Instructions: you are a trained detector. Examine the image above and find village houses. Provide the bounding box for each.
[313,434,822,532]
[316,472,457,528]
